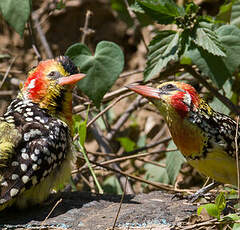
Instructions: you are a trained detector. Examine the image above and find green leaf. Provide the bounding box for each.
[0,0,31,36]
[216,24,240,74]
[78,106,89,146]
[144,159,170,184]
[65,41,124,108]
[209,79,233,115]
[166,140,186,184]
[117,137,136,152]
[184,25,240,88]
[194,22,226,57]
[231,0,240,27]
[216,2,232,23]
[197,204,220,219]
[136,0,184,24]
[215,192,226,212]
[144,31,180,81]
[103,175,122,194]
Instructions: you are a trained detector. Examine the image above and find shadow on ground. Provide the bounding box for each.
[0,191,196,229]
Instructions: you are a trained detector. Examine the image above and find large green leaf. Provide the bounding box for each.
[65,41,124,108]
[144,31,180,81]
[216,25,240,74]
[136,0,184,24]
[0,0,31,36]
[194,22,226,57]
[184,25,240,88]
[166,140,186,185]
[231,0,240,27]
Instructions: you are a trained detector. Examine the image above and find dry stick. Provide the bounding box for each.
[27,18,42,61]
[74,148,175,175]
[106,96,148,141]
[80,10,94,44]
[235,116,240,200]
[74,148,177,174]
[121,136,171,156]
[184,65,240,115]
[87,92,134,128]
[123,0,148,50]
[119,69,144,78]
[40,198,62,228]
[90,123,134,194]
[32,12,54,59]
[0,57,17,89]
[78,156,175,192]
[112,176,128,230]
[75,139,173,174]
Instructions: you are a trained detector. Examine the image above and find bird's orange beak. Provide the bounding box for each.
[58,73,86,86]
[127,85,161,99]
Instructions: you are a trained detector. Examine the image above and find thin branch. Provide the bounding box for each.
[32,12,54,59]
[80,10,94,44]
[119,69,144,78]
[87,92,133,128]
[106,96,148,141]
[27,19,41,61]
[123,0,148,50]
[40,198,62,227]
[77,155,175,192]
[112,176,128,230]
[0,57,17,89]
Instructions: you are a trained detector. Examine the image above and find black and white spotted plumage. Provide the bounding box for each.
[187,104,240,160]
[0,98,71,207]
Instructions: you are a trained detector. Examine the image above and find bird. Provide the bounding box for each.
[128,81,239,188]
[0,56,85,211]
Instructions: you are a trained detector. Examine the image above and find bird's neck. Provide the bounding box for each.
[19,88,74,133]
[165,103,208,158]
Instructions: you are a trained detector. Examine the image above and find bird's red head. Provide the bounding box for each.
[22,57,85,103]
[128,81,201,118]
[19,56,85,127]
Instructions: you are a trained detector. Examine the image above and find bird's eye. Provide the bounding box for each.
[48,71,61,79]
[166,84,175,89]
[49,71,56,77]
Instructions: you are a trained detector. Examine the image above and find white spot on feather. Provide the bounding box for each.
[183,92,192,107]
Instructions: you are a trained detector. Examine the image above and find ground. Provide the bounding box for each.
[0,191,196,230]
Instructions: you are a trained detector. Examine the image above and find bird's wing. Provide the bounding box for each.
[0,120,22,168]
[0,120,70,205]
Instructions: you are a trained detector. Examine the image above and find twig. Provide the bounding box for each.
[87,92,133,128]
[80,10,94,44]
[106,96,148,141]
[0,57,17,89]
[235,116,240,200]
[76,155,175,192]
[40,198,62,228]
[89,123,134,194]
[74,148,177,174]
[121,137,171,156]
[119,69,144,78]
[32,12,54,59]
[73,148,176,175]
[184,65,240,115]
[123,0,148,50]
[27,19,41,61]
[112,176,128,230]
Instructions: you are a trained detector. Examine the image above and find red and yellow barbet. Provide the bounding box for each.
[129,81,239,186]
[0,56,85,211]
